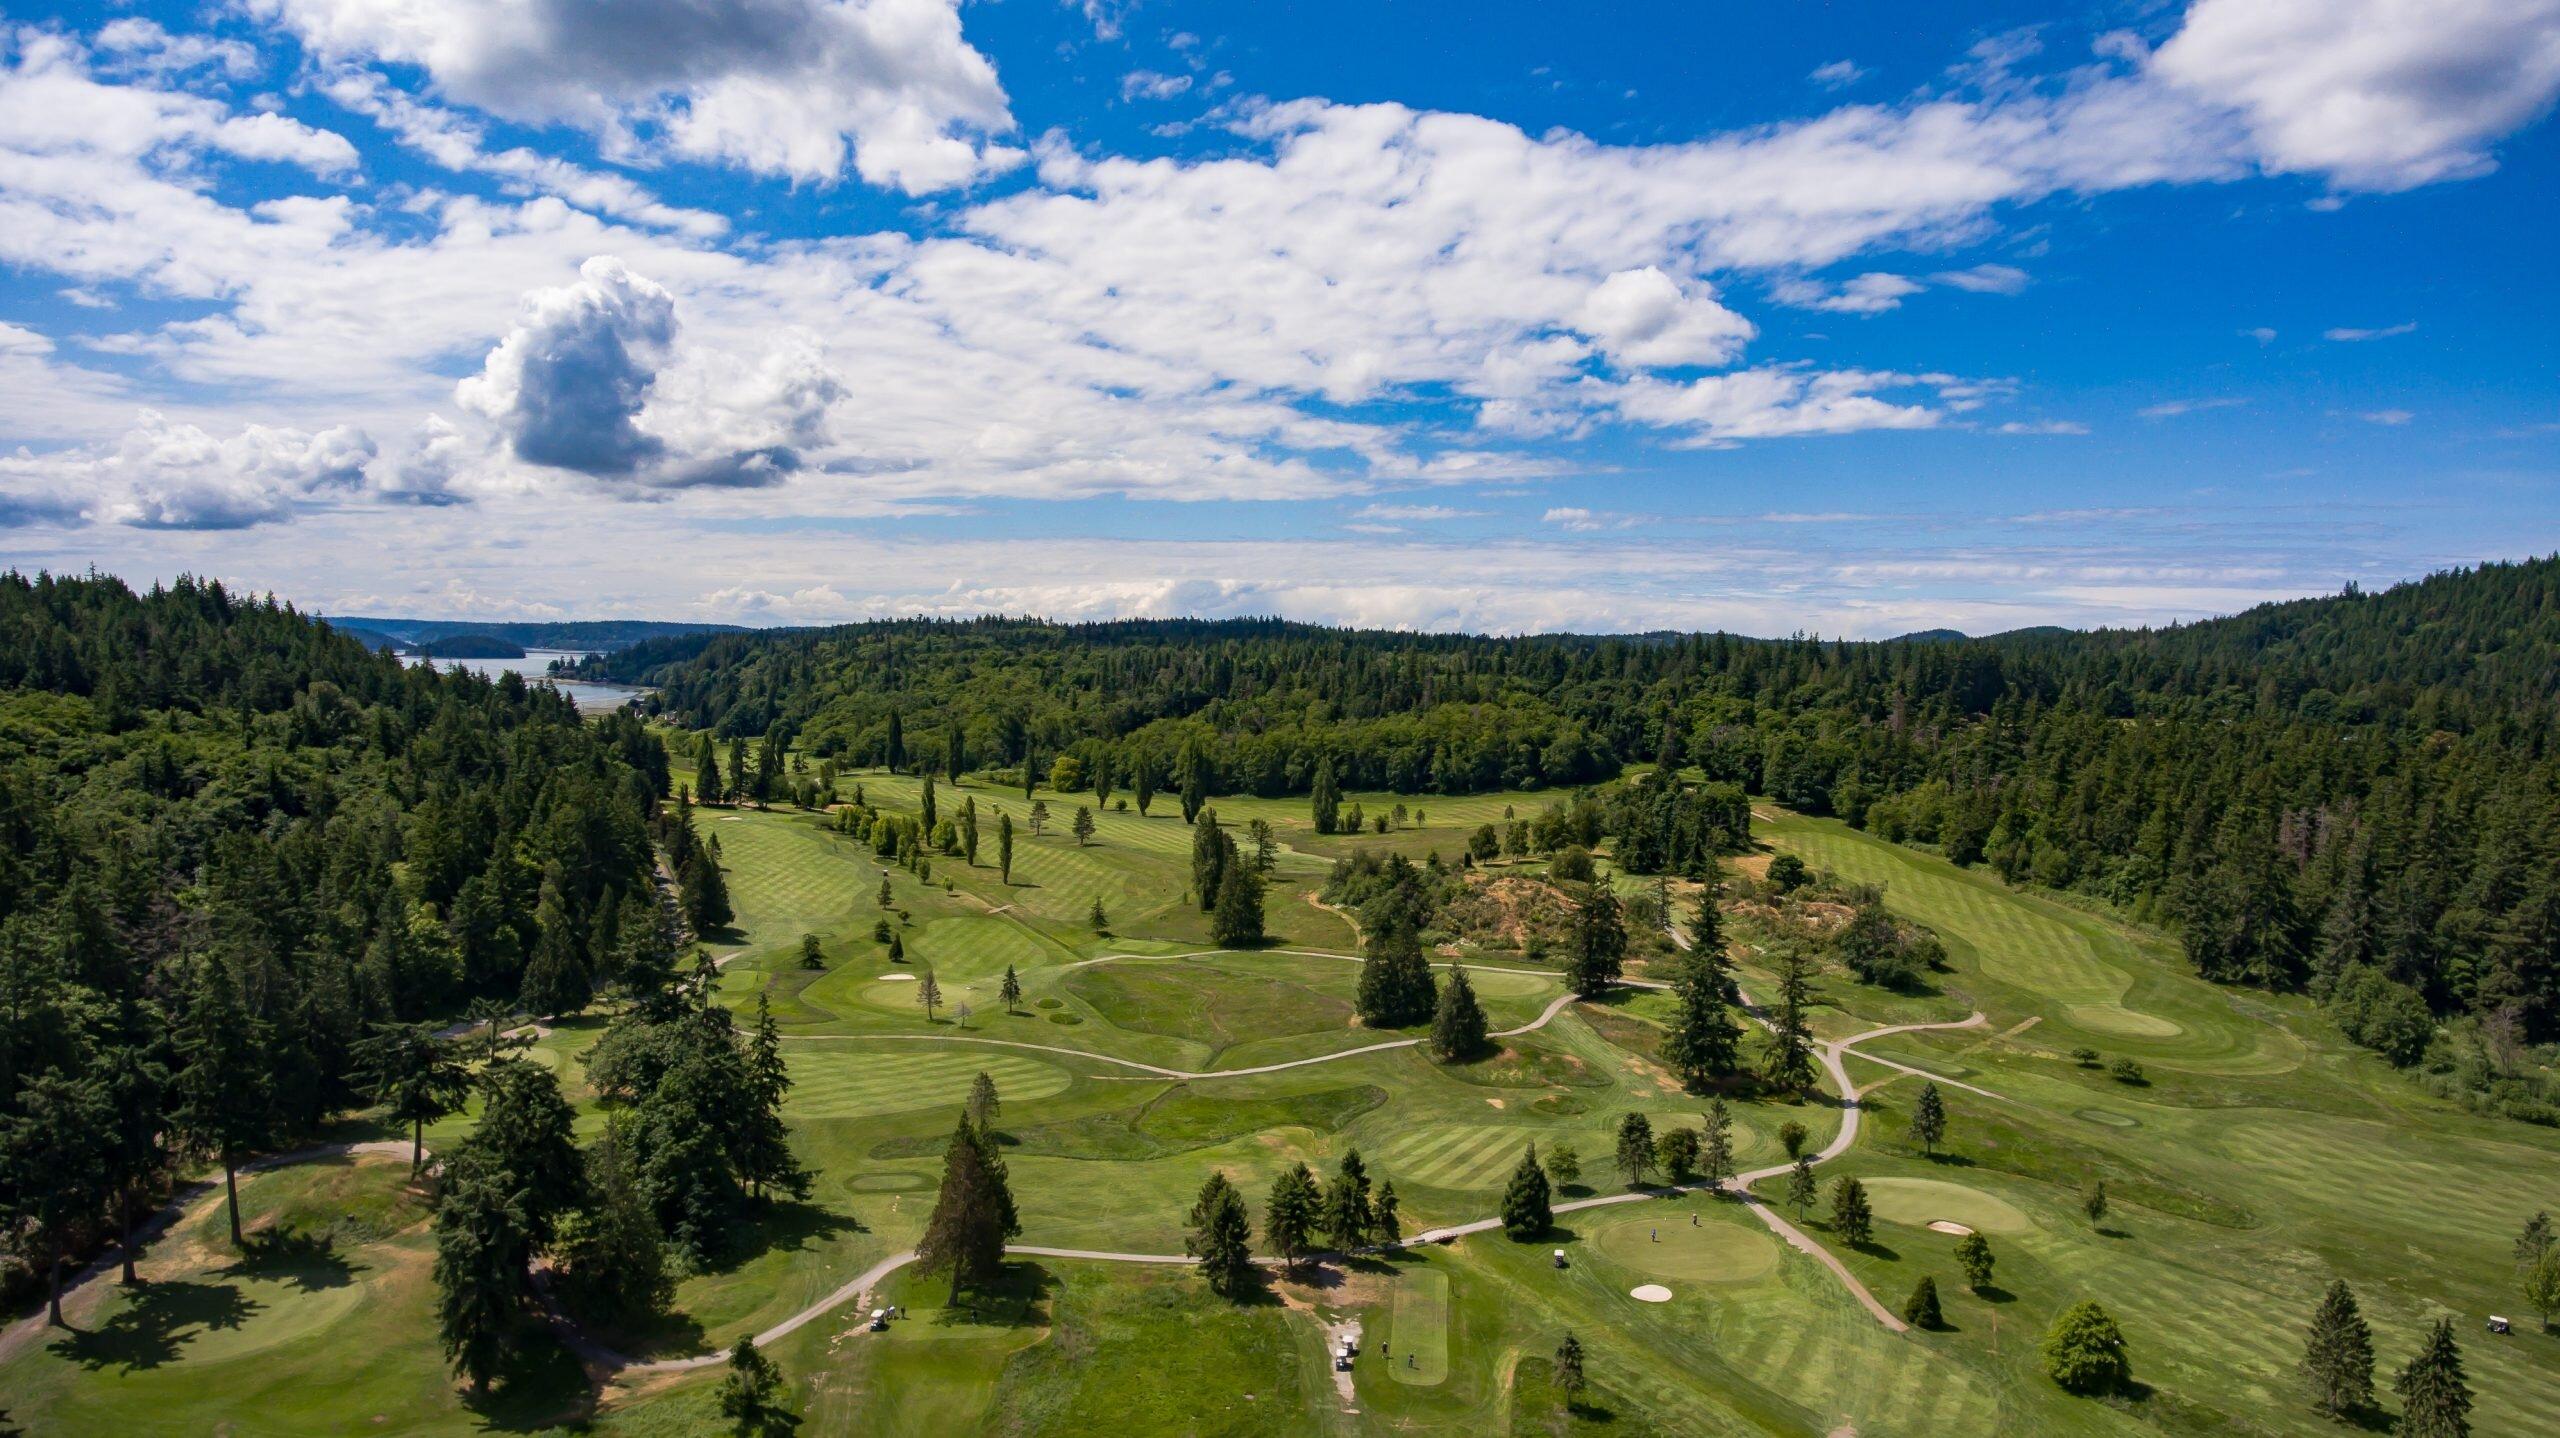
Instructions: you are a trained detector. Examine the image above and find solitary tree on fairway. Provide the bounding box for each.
[1956,1232,1996,1293]
[2300,1279,2376,1420]
[2393,1318,2471,1438]
[1430,964,1491,1061]
[1544,1143,1582,1190]
[1614,1112,1656,1187]
[2517,1210,2554,1270]
[1912,1082,1947,1157]
[2042,1300,2132,1394]
[1072,805,1095,846]
[915,1118,1020,1304]
[966,1071,1000,1129]
[916,971,942,1023]
[1554,1333,1587,1404]
[1132,758,1155,816]
[1502,1144,1553,1239]
[1186,1171,1255,1298]
[1777,1120,1809,1160]
[2524,1250,2560,1330]
[1700,1099,1734,1184]
[878,874,894,909]
[718,1334,795,1436]
[173,960,274,1249]
[353,1020,473,1177]
[2081,1177,2109,1228]
[998,813,1015,883]
[1830,1175,1874,1246]
[1902,1275,1943,1330]
[1786,1154,1818,1219]
[999,964,1023,1012]
[1265,1162,1321,1270]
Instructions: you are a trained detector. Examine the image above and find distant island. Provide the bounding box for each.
[419,633,527,659]
[323,616,750,652]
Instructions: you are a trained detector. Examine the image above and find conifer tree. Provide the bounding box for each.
[555,1123,674,1330]
[432,1144,530,1396]
[999,964,1023,1012]
[1430,964,1491,1060]
[1312,755,1341,834]
[1786,1154,1818,1218]
[1831,1175,1874,1247]
[352,1020,472,1176]
[1761,943,1819,1095]
[1566,885,1626,998]
[1073,805,1095,846]
[917,971,942,1023]
[173,960,274,1249]
[962,797,980,865]
[727,738,749,799]
[1688,862,1725,957]
[998,813,1015,883]
[945,716,967,782]
[1212,854,1266,948]
[1180,743,1207,823]
[1133,758,1156,817]
[1265,1161,1321,1270]
[2518,1211,2554,1270]
[1373,1180,1402,1246]
[1089,897,1109,933]
[694,735,723,805]
[884,711,905,773]
[719,1334,795,1436]
[966,1071,1000,1129]
[1321,1149,1374,1251]
[1700,1098,1734,1184]
[1554,1333,1586,1402]
[521,868,592,1019]
[916,1117,1019,1303]
[921,773,936,830]
[1660,947,1741,1089]
[1501,1143,1553,1239]
[739,994,808,1201]
[2300,1279,2375,1420]
[2082,1177,2109,1227]
[1903,1275,1943,1330]
[1911,1081,1948,1157]
[470,1059,588,1246]
[1186,1171,1255,1297]
[0,1069,108,1326]
[2393,1318,2471,1438]
[1614,1111,1656,1187]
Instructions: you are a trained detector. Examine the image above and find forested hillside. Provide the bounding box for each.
[0,573,669,1308]
[591,558,2560,1095]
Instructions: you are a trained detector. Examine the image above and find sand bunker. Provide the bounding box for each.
[1630,1284,1673,1303]
[1926,1220,1974,1235]
[877,972,917,981]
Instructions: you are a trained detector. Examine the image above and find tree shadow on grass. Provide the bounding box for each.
[1844,1238,1901,1263]
[48,1280,260,1372]
[467,1328,595,1434]
[694,1200,867,1278]
[1970,1284,2018,1304]
[1923,1152,1978,1169]
[939,1260,1059,1327]
[218,1227,359,1293]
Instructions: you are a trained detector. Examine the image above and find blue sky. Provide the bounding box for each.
[0,0,2554,636]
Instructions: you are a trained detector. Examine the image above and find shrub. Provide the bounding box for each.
[2041,1301,2131,1394]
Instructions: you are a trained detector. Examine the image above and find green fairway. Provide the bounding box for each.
[784,1047,1071,1119]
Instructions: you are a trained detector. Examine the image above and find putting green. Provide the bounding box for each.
[175,1262,381,1363]
[1590,1212,1778,1283]
[1860,1178,2035,1235]
[1385,1267,1449,1385]
[786,1048,1069,1119]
